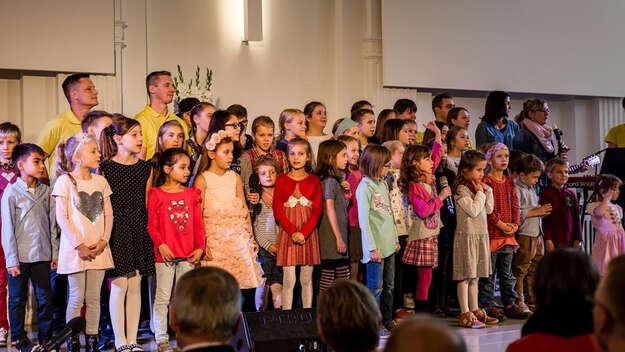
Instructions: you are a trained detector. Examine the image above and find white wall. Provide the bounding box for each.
[0,0,620,168]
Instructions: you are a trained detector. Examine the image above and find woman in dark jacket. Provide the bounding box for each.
[513,98,559,163]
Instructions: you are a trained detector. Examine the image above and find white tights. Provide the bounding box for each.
[457,278,479,313]
[282,266,313,310]
[110,273,142,348]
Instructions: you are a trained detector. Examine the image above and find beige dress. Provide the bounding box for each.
[453,184,494,280]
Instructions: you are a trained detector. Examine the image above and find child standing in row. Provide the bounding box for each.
[356,145,399,333]
[253,158,283,310]
[512,154,551,313]
[100,116,156,352]
[539,158,583,250]
[399,125,449,313]
[317,140,351,291]
[588,174,625,276]
[276,109,307,154]
[147,148,204,351]
[2,143,57,351]
[194,130,263,312]
[54,133,114,352]
[273,139,322,310]
[480,143,526,320]
[453,150,496,329]
[0,122,20,346]
[340,135,364,281]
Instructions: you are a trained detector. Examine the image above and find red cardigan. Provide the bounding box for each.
[483,174,520,239]
[506,333,601,352]
[273,173,322,238]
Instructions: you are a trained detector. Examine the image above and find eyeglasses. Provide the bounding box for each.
[225,122,243,129]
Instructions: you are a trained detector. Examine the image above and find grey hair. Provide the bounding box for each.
[171,267,241,340]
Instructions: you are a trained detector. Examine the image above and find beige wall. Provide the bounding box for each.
[0,0,620,167]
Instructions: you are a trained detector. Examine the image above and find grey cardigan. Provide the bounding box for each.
[1,178,58,268]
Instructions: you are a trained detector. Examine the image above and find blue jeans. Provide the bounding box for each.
[479,249,518,307]
[366,254,395,324]
[7,261,53,344]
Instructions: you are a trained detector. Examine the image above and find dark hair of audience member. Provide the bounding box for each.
[317,280,381,352]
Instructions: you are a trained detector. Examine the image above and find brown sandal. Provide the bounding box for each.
[459,311,486,329]
[473,308,499,325]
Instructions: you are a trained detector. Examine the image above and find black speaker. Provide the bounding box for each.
[600,148,625,209]
[231,309,328,352]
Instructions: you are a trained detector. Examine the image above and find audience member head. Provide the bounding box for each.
[12,143,45,180]
[170,267,241,348]
[516,98,549,126]
[333,118,359,139]
[304,101,327,134]
[251,115,276,153]
[359,144,391,181]
[393,99,417,120]
[337,135,360,171]
[99,114,142,161]
[384,315,467,352]
[482,90,511,125]
[351,100,373,113]
[155,120,185,154]
[0,122,21,164]
[447,107,471,130]
[62,73,98,108]
[316,139,347,180]
[351,109,376,141]
[190,102,216,136]
[446,126,469,155]
[56,133,99,180]
[545,157,569,188]
[278,108,306,141]
[177,97,201,130]
[432,92,455,122]
[375,109,397,142]
[81,110,113,140]
[516,153,542,187]
[146,71,174,104]
[594,255,625,351]
[317,280,381,352]
[155,148,191,187]
[227,104,249,134]
[381,119,411,145]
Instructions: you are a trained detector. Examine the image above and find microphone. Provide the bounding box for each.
[248,173,262,215]
[439,176,454,215]
[32,317,85,351]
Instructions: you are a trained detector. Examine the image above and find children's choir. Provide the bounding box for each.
[1,75,625,352]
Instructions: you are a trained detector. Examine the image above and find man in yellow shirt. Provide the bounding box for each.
[605,98,625,148]
[37,73,98,174]
[134,71,189,159]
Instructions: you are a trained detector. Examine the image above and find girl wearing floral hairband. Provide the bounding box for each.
[272,138,322,310]
[193,129,263,311]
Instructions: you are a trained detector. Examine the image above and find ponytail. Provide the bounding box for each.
[99,114,140,161]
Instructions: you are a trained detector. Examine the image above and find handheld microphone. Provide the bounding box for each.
[439,176,454,215]
[248,173,263,215]
[32,317,86,351]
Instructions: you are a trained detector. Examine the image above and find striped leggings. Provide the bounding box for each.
[319,259,351,292]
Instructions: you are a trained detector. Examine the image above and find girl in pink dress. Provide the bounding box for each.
[194,130,263,292]
[588,174,625,276]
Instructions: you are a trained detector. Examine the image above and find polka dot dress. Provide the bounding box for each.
[100,159,156,278]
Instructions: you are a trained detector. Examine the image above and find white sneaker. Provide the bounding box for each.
[0,327,7,346]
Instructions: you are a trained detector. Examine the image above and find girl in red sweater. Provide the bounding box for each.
[273,138,322,310]
[479,143,527,321]
[147,148,204,351]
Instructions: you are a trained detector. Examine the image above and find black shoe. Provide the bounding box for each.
[67,335,81,352]
[86,334,100,352]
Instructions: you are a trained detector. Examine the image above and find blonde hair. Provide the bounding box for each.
[278,108,304,141]
[516,98,547,124]
[382,140,403,154]
[56,132,97,185]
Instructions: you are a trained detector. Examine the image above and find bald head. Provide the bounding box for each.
[384,316,466,352]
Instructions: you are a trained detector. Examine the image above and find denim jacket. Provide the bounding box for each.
[1,178,58,267]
